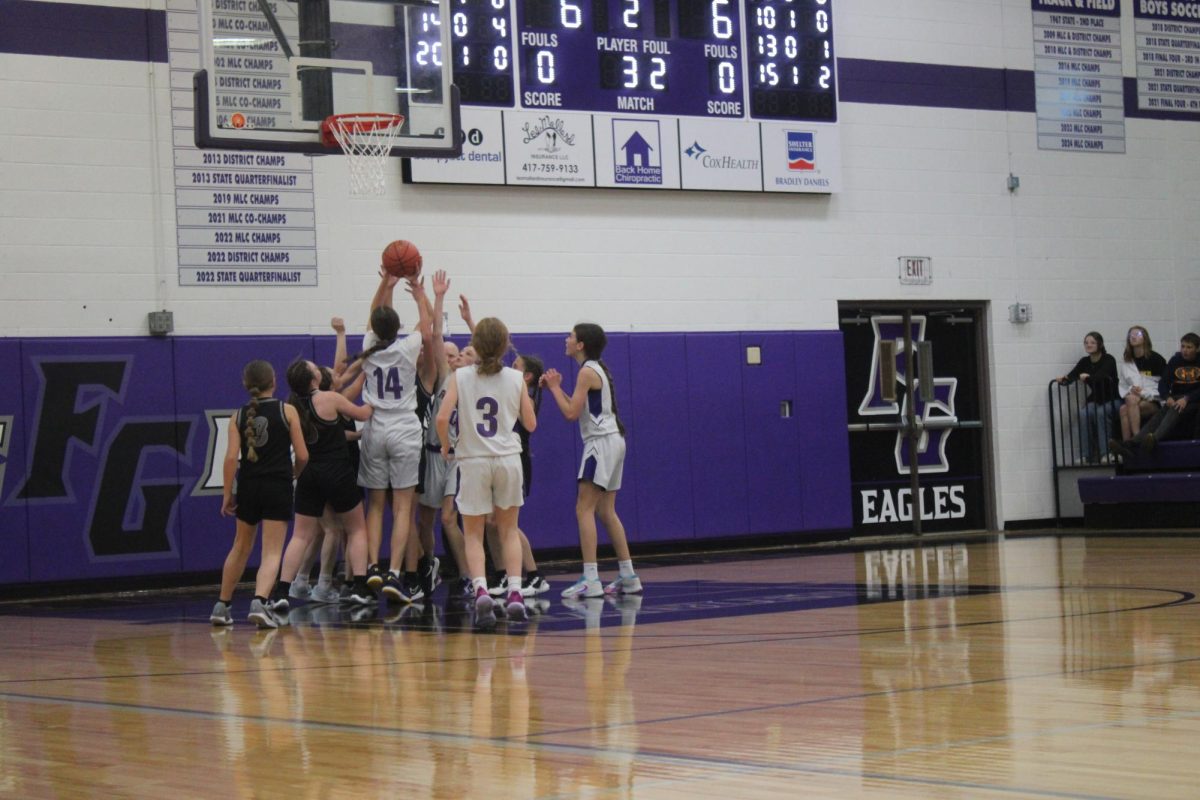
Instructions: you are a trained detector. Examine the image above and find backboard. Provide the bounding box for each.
[193,0,461,158]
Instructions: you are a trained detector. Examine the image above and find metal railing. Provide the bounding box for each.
[1049,377,1119,522]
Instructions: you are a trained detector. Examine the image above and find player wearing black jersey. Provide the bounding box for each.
[210,360,309,629]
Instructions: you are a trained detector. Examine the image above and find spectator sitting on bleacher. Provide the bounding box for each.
[1113,332,1200,458]
[1057,331,1119,462]
[1113,325,1166,446]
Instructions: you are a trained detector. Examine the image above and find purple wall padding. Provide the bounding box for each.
[0,340,30,584]
[173,337,315,573]
[628,334,696,542]
[686,333,752,538]
[508,334,583,551]
[741,332,804,534]
[592,334,639,542]
[18,338,187,581]
[795,332,852,530]
[0,330,853,586]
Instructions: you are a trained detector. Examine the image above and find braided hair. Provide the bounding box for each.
[240,360,275,462]
[573,323,625,437]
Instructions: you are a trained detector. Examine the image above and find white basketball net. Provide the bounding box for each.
[325,114,404,196]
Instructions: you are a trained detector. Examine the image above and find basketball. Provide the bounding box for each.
[381,239,422,278]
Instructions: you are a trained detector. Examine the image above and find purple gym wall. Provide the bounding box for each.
[0,331,851,587]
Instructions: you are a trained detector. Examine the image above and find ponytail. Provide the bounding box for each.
[285,359,318,443]
[348,306,401,364]
[594,359,626,437]
[517,353,544,413]
[572,323,624,436]
[346,339,391,367]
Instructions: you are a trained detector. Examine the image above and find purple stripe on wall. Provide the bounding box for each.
[838,58,1031,112]
[0,1,166,63]
[4,4,1200,123]
[0,5,1080,118]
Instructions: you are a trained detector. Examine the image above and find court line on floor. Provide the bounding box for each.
[521,650,1200,741]
[0,689,1120,800]
[0,588,1190,689]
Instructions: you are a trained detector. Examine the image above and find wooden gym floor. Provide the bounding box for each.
[0,533,1197,798]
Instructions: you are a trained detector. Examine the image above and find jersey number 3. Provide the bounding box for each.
[373,367,403,400]
[476,397,498,438]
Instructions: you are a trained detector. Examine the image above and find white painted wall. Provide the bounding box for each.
[2,0,1198,525]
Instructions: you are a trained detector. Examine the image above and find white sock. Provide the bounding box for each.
[316,574,333,589]
[472,576,488,593]
[618,560,635,578]
[507,576,522,595]
[583,562,599,582]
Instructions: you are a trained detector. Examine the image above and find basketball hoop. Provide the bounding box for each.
[320,113,405,196]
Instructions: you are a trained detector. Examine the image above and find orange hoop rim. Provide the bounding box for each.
[320,113,405,148]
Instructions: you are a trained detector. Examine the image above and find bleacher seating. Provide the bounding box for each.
[1077,441,1200,528]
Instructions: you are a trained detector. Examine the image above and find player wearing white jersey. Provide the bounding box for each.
[346,272,431,604]
[542,323,642,600]
[437,317,537,624]
[458,295,549,601]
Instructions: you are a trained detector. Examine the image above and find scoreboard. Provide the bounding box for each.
[404,0,840,192]
[408,0,836,121]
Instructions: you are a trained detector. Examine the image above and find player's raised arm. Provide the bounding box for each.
[431,270,451,380]
[541,366,599,422]
[367,270,400,330]
[458,293,476,335]
[406,276,432,339]
[332,390,374,422]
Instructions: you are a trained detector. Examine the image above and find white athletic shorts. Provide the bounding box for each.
[357,418,422,490]
[419,449,459,508]
[455,454,524,516]
[579,433,625,491]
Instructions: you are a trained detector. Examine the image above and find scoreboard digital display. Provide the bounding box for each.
[408,0,836,122]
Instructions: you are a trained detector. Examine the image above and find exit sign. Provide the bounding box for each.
[899,256,932,285]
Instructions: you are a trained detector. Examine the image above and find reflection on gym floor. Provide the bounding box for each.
[0,533,1197,798]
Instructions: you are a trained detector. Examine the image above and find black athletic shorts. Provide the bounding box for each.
[295,460,362,517]
[236,476,293,525]
[416,446,427,496]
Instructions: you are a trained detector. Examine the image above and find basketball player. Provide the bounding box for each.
[411,269,469,599]
[436,317,538,622]
[350,272,431,604]
[541,324,642,598]
[273,359,375,609]
[291,321,366,603]
[458,296,549,598]
[210,360,309,629]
